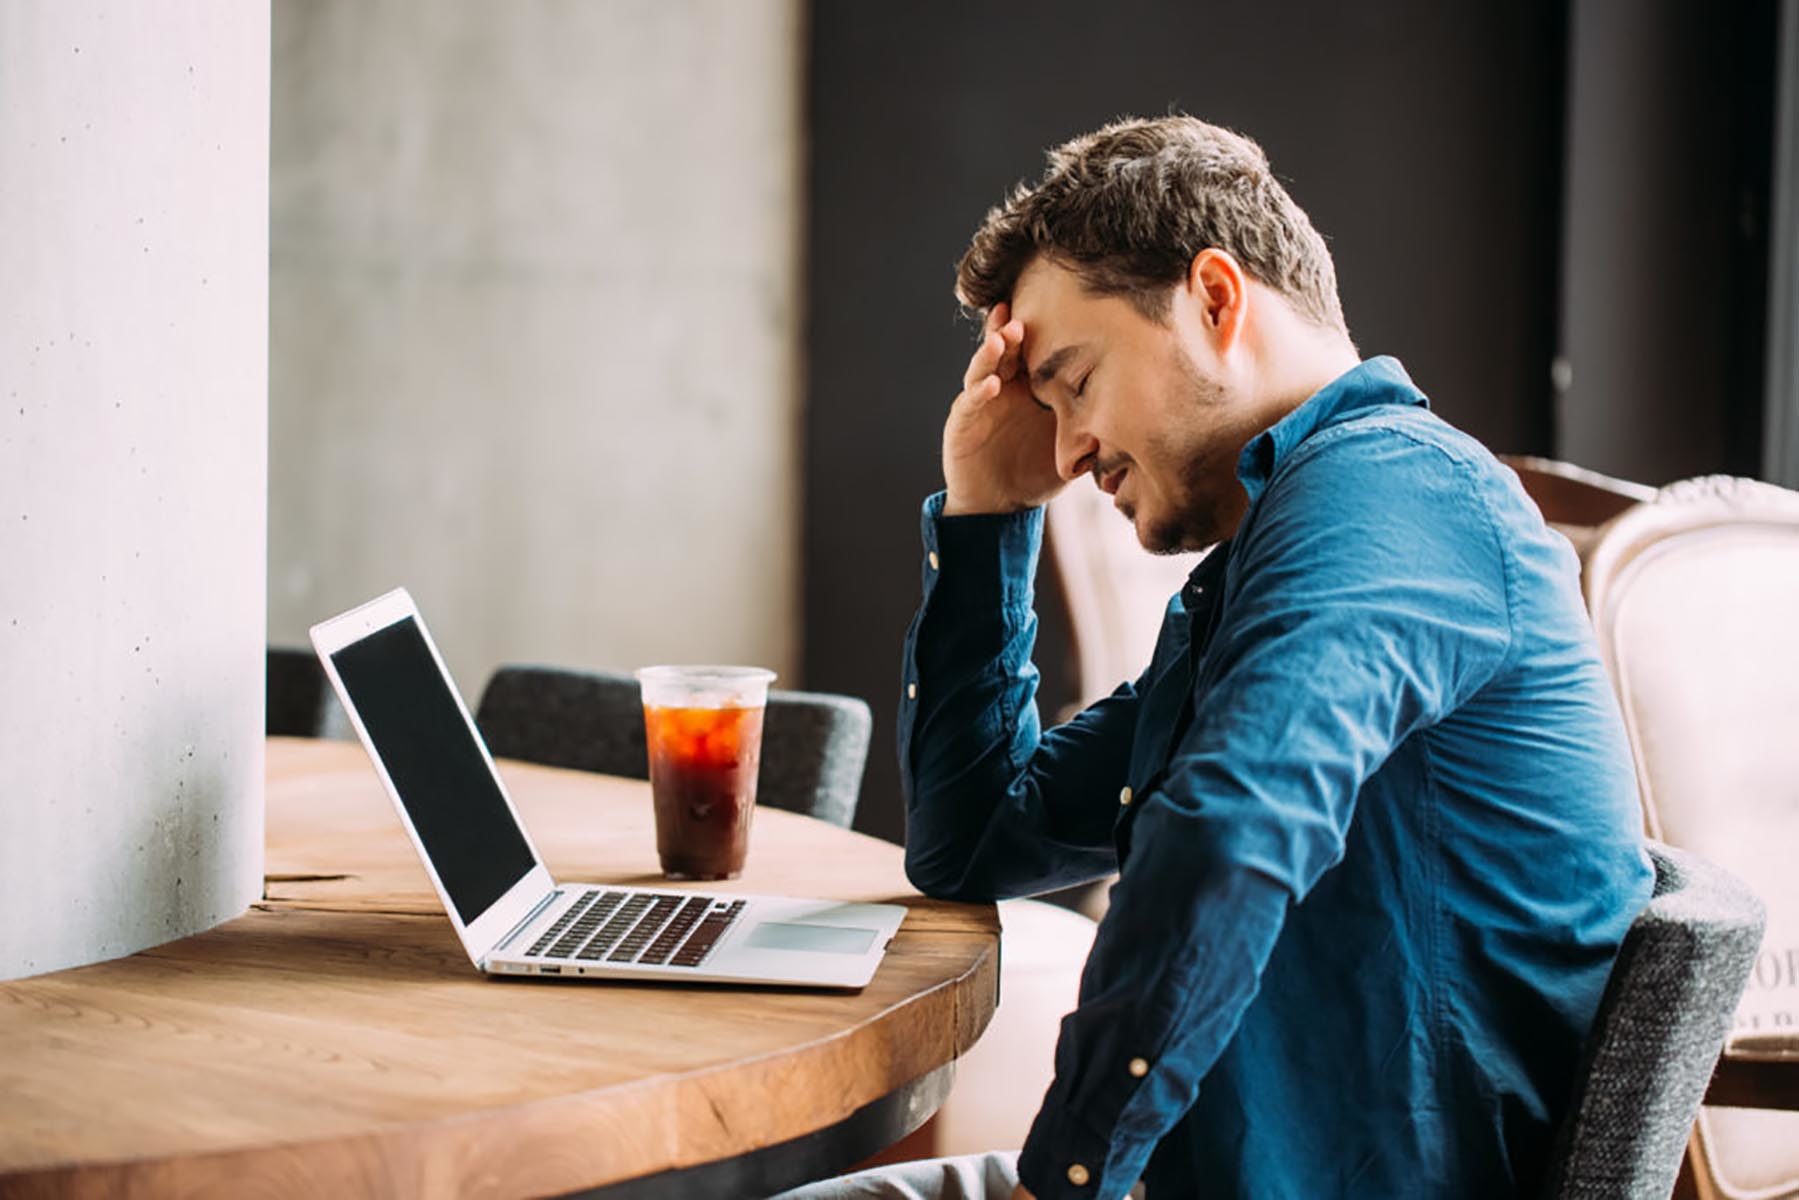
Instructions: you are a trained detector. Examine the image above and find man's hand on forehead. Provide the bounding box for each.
[940,299,1064,516]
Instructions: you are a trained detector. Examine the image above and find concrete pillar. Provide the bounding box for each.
[0,3,269,979]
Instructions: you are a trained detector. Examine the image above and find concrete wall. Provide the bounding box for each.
[268,2,802,699]
[0,3,269,979]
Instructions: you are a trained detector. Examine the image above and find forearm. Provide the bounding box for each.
[899,494,1124,900]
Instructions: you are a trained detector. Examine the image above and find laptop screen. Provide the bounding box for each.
[329,617,538,924]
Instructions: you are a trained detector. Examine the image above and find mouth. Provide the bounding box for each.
[1096,466,1127,497]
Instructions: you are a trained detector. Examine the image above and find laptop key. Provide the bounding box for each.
[577,894,654,960]
[546,891,613,959]
[560,892,626,958]
[533,890,738,968]
[535,891,600,959]
[582,891,626,928]
[638,896,713,965]
[608,896,683,962]
[526,891,579,956]
[667,902,745,968]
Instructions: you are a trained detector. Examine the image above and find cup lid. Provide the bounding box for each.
[634,665,777,684]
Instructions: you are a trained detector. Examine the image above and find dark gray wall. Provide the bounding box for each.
[1559,0,1777,484]
[1768,0,1799,488]
[804,1,1569,843]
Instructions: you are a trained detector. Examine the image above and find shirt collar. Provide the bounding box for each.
[1235,356,1428,504]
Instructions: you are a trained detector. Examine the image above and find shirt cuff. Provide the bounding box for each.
[1017,1093,1152,1200]
[918,490,1044,610]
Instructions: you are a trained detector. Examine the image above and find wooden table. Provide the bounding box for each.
[0,738,999,1198]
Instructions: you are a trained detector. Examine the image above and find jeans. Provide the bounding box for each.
[766,1152,1021,1200]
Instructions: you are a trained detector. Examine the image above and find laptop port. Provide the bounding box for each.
[540,965,562,975]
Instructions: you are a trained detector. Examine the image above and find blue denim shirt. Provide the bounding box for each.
[898,357,1652,1199]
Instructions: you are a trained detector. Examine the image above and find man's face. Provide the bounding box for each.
[1010,255,1261,553]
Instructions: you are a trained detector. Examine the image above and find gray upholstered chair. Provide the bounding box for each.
[473,665,871,829]
[1540,840,1765,1199]
[266,646,353,740]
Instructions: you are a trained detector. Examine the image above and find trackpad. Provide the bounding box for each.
[745,922,878,955]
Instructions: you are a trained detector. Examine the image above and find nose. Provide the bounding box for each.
[1054,414,1099,483]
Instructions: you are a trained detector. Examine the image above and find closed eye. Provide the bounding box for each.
[1073,371,1092,399]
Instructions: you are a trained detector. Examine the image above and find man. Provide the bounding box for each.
[788,115,1652,1199]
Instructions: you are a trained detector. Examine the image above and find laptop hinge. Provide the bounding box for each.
[494,888,562,955]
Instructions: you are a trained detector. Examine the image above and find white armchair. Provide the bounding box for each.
[1583,476,1799,1199]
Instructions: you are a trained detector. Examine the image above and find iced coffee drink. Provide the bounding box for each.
[635,666,775,881]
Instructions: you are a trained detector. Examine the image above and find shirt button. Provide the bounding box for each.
[928,550,940,570]
[1128,1056,1150,1077]
[907,682,917,699]
[1066,1163,1091,1186]
[1118,786,1133,806]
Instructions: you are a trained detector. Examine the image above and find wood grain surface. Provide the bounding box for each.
[0,738,999,1198]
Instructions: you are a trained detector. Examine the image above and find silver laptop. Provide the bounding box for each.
[310,588,906,989]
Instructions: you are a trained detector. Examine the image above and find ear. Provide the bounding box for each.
[1185,248,1247,355]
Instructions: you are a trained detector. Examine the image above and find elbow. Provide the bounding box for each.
[903,839,994,903]
[903,841,964,900]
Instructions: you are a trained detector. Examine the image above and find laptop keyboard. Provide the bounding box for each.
[525,890,747,969]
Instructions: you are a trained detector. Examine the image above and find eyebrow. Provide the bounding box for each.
[1029,344,1084,391]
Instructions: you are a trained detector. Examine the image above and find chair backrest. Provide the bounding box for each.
[1541,841,1765,1199]
[473,665,872,829]
[1582,477,1799,1198]
[1043,484,1206,713]
[266,646,354,740]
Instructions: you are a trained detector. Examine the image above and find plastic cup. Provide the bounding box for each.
[634,665,776,881]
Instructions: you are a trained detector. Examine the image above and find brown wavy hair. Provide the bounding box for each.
[955,115,1347,334]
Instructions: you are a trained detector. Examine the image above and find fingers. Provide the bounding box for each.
[952,372,1001,412]
[959,373,1000,404]
[988,302,1023,381]
[965,303,1024,392]
[995,318,1024,381]
[962,328,1005,390]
